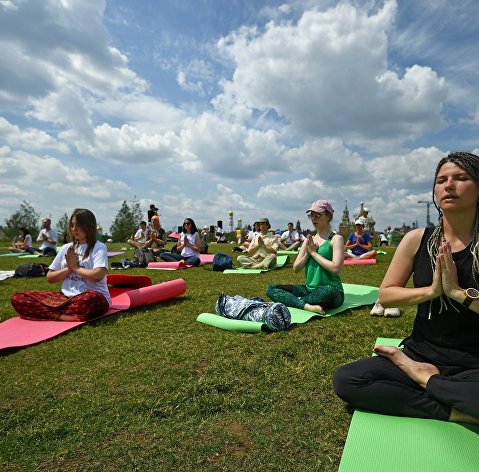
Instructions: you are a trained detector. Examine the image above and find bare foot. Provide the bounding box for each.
[373,345,439,389]
[449,408,479,425]
[304,303,326,314]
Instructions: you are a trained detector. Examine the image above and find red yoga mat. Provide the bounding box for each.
[0,275,187,351]
[344,258,377,265]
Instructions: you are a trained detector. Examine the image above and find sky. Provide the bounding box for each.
[1,0,479,235]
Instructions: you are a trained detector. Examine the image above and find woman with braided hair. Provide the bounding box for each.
[333,152,479,424]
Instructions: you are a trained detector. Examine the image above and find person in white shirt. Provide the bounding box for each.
[278,222,301,251]
[11,209,111,321]
[237,218,278,269]
[127,221,148,249]
[25,218,58,256]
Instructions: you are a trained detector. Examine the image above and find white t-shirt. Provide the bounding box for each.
[37,228,58,250]
[22,234,32,247]
[49,241,111,306]
[281,230,299,244]
[181,232,199,257]
[134,228,147,244]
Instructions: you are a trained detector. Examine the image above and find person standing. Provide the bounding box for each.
[147,204,158,222]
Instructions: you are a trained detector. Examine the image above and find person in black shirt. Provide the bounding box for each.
[334,152,479,425]
[147,204,158,222]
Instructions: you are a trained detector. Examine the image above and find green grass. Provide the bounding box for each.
[0,244,415,471]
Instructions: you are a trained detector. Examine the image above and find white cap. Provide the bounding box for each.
[355,219,364,225]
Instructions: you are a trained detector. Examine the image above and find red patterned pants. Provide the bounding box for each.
[11,290,109,321]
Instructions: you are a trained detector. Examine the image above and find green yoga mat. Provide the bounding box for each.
[338,337,479,472]
[197,283,379,332]
[224,255,290,274]
[277,249,299,255]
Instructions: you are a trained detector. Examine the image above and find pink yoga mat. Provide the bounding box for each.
[0,276,186,351]
[344,258,377,265]
[147,253,215,270]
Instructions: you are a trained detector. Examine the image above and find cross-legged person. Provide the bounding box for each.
[333,152,479,425]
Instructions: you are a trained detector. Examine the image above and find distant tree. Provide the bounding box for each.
[296,220,302,233]
[3,200,41,239]
[130,196,143,229]
[110,200,135,243]
[56,212,70,243]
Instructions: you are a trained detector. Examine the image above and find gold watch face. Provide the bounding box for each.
[466,287,479,299]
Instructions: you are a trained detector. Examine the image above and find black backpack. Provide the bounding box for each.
[212,253,233,271]
[134,248,156,268]
[14,263,49,277]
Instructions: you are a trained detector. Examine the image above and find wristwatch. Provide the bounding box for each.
[462,287,479,308]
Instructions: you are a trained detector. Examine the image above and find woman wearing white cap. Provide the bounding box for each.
[266,200,344,314]
[344,219,376,260]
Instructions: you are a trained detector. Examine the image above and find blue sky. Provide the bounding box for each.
[1,0,478,235]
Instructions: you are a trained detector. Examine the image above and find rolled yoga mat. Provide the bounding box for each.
[147,253,215,270]
[197,283,379,332]
[344,258,376,265]
[0,275,187,351]
[338,337,479,472]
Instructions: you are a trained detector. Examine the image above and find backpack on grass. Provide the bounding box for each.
[212,253,233,271]
[14,263,49,277]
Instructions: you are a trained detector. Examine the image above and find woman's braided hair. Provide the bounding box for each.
[427,152,479,298]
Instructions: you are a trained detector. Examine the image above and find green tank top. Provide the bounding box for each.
[304,235,343,292]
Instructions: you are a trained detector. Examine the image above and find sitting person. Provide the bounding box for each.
[160,217,201,266]
[9,227,32,253]
[241,222,260,250]
[266,200,344,314]
[333,151,479,425]
[278,222,301,251]
[344,220,376,260]
[216,228,228,243]
[24,218,58,256]
[145,215,166,254]
[127,221,148,249]
[10,209,111,321]
[237,218,278,269]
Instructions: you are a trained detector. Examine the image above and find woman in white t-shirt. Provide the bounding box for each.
[9,227,33,253]
[11,209,111,321]
[160,217,201,266]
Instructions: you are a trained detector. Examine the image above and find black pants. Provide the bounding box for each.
[333,347,479,421]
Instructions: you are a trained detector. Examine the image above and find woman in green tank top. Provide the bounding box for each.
[266,200,344,314]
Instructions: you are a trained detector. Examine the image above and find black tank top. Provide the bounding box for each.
[405,227,479,368]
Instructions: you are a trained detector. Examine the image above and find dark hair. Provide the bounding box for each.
[20,227,30,236]
[140,221,147,226]
[182,217,198,234]
[427,152,479,307]
[288,222,294,226]
[69,208,98,260]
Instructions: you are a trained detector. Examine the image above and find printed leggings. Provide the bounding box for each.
[11,290,110,321]
[265,284,344,310]
[333,347,479,421]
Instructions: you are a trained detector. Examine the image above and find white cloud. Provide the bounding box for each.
[0,117,69,152]
[215,0,447,148]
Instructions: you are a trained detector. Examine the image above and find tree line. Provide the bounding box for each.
[2,199,144,243]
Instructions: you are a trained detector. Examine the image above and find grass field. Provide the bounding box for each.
[0,243,415,471]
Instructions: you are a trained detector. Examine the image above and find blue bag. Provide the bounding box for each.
[212,253,233,271]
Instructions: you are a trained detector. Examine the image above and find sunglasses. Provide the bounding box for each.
[308,212,325,219]
[184,222,191,226]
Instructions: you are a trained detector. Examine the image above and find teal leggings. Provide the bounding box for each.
[266,284,344,310]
